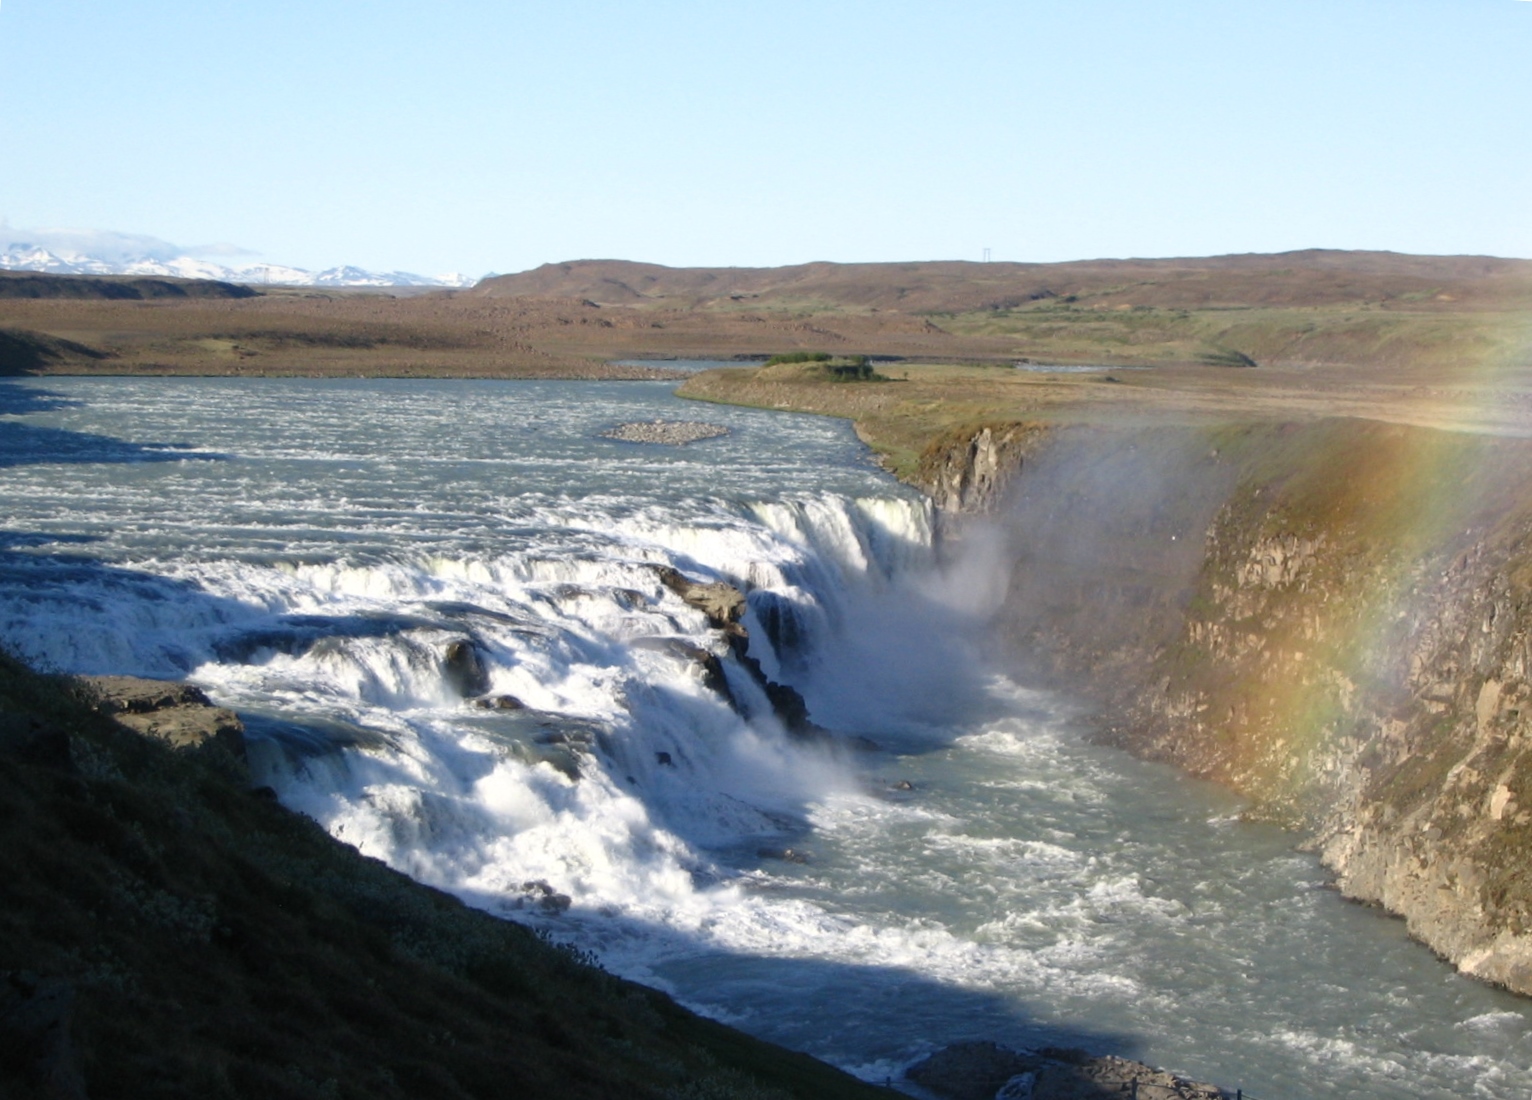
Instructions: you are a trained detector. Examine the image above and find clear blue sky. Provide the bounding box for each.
[1,1,1528,275]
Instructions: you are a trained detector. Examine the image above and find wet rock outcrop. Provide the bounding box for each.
[658,566,747,636]
[474,693,527,710]
[656,566,825,736]
[630,636,731,697]
[442,639,490,698]
[511,880,573,915]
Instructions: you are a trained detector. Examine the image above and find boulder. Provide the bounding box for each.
[514,880,572,915]
[474,694,526,710]
[442,640,490,698]
[906,1041,1037,1100]
[478,717,605,782]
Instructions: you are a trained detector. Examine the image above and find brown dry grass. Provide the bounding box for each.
[678,348,1532,484]
[0,289,985,378]
[474,251,1532,314]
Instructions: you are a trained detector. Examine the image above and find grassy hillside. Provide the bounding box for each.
[0,650,886,1100]
[678,281,1532,487]
[0,328,111,375]
[932,300,1531,374]
[474,251,1532,314]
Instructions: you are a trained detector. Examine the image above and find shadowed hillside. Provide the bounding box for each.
[0,649,887,1100]
[0,328,111,376]
[0,271,258,301]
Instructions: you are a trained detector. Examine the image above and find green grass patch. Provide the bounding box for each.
[762,351,832,366]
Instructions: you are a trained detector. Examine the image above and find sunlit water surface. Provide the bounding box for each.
[2,376,1530,1099]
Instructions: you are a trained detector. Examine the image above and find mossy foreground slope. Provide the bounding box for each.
[0,651,884,1100]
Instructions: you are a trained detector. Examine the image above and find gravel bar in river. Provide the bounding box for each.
[601,419,730,444]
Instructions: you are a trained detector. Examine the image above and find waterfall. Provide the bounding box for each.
[5,490,952,930]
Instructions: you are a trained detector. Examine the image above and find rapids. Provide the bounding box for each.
[3,375,1532,1099]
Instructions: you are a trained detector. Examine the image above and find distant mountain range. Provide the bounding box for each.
[0,243,476,289]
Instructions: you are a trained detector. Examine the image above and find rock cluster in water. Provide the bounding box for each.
[655,565,830,738]
[600,419,729,445]
[906,1041,1224,1100]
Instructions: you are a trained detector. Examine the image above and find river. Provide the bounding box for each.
[2,375,1530,1099]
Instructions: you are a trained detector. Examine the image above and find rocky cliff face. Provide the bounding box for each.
[914,421,1045,514]
[1314,526,1532,992]
[972,417,1532,996]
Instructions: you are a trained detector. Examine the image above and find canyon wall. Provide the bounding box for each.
[919,418,1532,995]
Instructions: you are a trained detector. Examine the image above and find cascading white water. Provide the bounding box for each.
[217,492,941,934]
[6,374,1532,1099]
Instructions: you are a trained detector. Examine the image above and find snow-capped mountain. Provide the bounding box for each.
[0,242,475,289]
